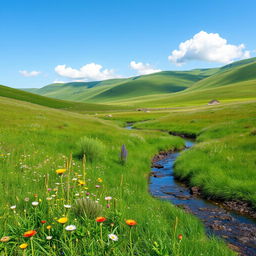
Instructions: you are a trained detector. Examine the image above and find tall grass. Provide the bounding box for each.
[77,136,105,162]
[0,97,234,255]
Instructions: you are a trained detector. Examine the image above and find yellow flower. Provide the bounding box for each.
[56,169,66,175]
[57,217,68,224]
[46,225,52,230]
[97,178,103,183]
[78,180,86,186]
[19,243,28,249]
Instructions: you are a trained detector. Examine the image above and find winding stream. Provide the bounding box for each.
[126,124,256,256]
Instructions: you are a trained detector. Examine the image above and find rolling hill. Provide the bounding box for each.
[23,57,256,106]
[24,69,218,103]
[0,84,131,112]
[119,60,256,107]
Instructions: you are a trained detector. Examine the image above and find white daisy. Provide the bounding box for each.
[10,205,16,210]
[32,201,39,206]
[64,204,72,208]
[46,236,52,240]
[108,234,118,241]
[65,225,76,231]
[105,196,112,201]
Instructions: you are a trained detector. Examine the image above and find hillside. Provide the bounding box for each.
[106,58,256,107]
[0,84,130,112]
[22,57,256,106]
[24,69,216,103]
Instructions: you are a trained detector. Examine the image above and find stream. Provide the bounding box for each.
[126,123,256,256]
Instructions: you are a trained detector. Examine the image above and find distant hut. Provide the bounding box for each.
[208,99,220,105]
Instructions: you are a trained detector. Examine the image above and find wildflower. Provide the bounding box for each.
[95,185,100,188]
[120,144,128,163]
[10,205,16,210]
[105,196,112,201]
[96,217,106,223]
[19,243,28,249]
[23,230,37,237]
[46,225,52,230]
[41,220,47,224]
[47,188,52,191]
[24,197,30,202]
[108,233,118,241]
[34,194,38,198]
[46,197,53,201]
[72,178,78,181]
[78,180,86,186]
[97,178,103,183]
[64,204,72,208]
[65,225,76,231]
[86,192,90,195]
[46,236,52,240]
[56,169,66,175]
[57,217,68,224]
[0,236,11,242]
[106,203,110,208]
[32,201,39,206]
[178,234,183,241]
[125,219,137,226]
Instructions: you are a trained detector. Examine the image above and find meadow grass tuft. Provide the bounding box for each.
[76,136,106,162]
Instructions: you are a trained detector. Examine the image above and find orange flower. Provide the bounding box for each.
[23,230,37,237]
[41,220,47,224]
[125,219,137,226]
[96,217,106,223]
[56,169,66,175]
[178,234,183,240]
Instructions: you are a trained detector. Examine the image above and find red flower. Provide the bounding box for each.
[96,217,106,223]
[178,234,183,240]
[41,220,47,224]
[125,219,137,226]
[23,230,37,237]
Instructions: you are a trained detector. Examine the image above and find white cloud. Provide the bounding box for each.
[54,63,121,81]
[168,31,250,65]
[52,80,66,84]
[129,61,161,75]
[19,70,41,77]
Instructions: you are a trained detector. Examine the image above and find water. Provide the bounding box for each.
[126,124,256,255]
[150,140,256,256]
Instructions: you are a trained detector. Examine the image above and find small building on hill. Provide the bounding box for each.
[208,99,220,105]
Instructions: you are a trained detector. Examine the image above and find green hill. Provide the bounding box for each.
[0,84,130,112]
[24,69,216,103]
[108,58,256,107]
[23,57,256,106]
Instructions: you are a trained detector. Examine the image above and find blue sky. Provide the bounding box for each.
[1,0,255,88]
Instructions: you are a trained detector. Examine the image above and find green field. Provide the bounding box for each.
[1,57,256,255]
[0,95,235,255]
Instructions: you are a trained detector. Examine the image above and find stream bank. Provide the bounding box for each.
[125,123,256,256]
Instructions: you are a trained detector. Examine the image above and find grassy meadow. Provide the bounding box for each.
[2,57,256,255]
[0,96,235,255]
[131,101,256,208]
